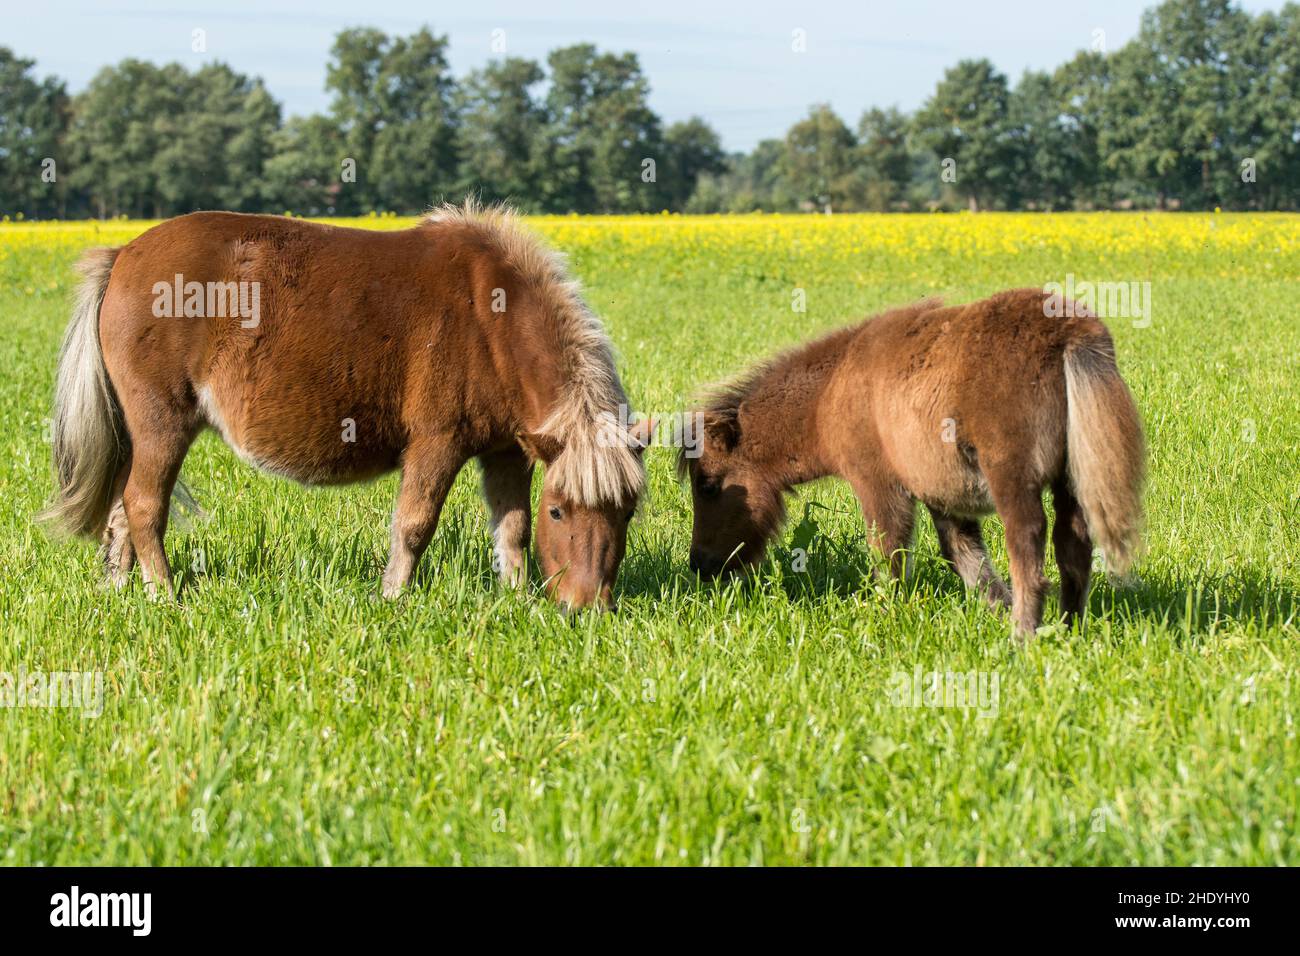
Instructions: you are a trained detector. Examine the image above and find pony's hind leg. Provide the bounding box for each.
[478,446,533,587]
[381,439,464,599]
[122,428,196,600]
[927,508,1011,608]
[101,457,135,588]
[1051,479,1093,629]
[986,468,1050,641]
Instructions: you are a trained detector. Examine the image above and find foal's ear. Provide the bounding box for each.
[627,417,655,456]
[703,410,739,451]
[517,431,564,465]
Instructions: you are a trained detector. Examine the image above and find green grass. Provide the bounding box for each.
[0,213,1297,865]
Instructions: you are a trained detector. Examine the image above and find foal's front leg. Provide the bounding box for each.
[478,446,533,587]
[381,439,464,599]
[848,473,916,582]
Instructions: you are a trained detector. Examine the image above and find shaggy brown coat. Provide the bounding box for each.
[682,288,1145,639]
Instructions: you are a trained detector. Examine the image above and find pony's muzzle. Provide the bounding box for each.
[560,598,618,617]
[553,577,617,615]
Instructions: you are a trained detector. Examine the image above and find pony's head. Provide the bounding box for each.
[678,408,786,580]
[520,419,652,612]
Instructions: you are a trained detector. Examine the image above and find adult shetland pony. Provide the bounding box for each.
[42,202,649,610]
[681,289,1145,639]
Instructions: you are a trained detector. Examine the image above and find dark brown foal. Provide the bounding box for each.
[683,289,1145,640]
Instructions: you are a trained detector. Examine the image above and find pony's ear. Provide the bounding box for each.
[518,431,564,465]
[627,417,655,456]
[703,410,739,451]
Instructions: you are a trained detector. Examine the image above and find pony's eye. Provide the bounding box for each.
[549,506,563,521]
[697,478,720,500]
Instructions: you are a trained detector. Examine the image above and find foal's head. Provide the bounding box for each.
[520,420,652,612]
[679,407,786,580]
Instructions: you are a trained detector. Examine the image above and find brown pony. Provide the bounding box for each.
[42,202,651,610]
[681,289,1145,639]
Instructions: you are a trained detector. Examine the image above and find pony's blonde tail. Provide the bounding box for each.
[1063,329,1145,573]
[40,247,127,538]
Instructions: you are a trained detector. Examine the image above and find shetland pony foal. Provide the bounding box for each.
[682,289,1145,639]
[43,203,649,610]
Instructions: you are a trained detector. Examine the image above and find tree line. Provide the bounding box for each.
[1,0,1297,219]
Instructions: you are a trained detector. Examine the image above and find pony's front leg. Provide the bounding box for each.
[478,445,533,587]
[381,440,464,599]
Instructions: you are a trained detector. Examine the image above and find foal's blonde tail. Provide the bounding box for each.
[39,247,127,538]
[1063,330,1146,573]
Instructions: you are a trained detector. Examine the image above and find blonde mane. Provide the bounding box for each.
[427,200,645,507]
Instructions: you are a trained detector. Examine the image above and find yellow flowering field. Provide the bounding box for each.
[6,210,1297,283]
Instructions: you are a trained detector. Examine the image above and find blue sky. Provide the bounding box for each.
[6,1,1288,151]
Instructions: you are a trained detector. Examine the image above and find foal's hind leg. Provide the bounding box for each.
[1051,479,1093,629]
[478,446,533,587]
[381,439,464,599]
[985,468,1049,641]
[927,508,1011,609]
[101,456,135,588]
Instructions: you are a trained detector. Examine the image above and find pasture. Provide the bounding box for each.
[0,211,1296,865]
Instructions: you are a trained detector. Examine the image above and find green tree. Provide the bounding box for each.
[66,60,189,217]
[1052,50,1113,208]
[151,64,281,214]
[371,28,460,211]
[67,59,284,218]
[325,27,461,213]
[456,57,548,209]
[219,77,283,211]
[325,27,388,213]
[913,59,1017,211]
[1007,70,1087,210]
[17,1,1300,219]
[262,114,343,214]
[1101,0,1249,208]
[661,117,726,211]
[779,104,858,213]
[543,44,664,213]
[1100,42,1183,208]
[1153,0,1248,206]
[686,139,792,213]
[855,107,912,211]
[0,48,69,217]
[1221,4,1300,209]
